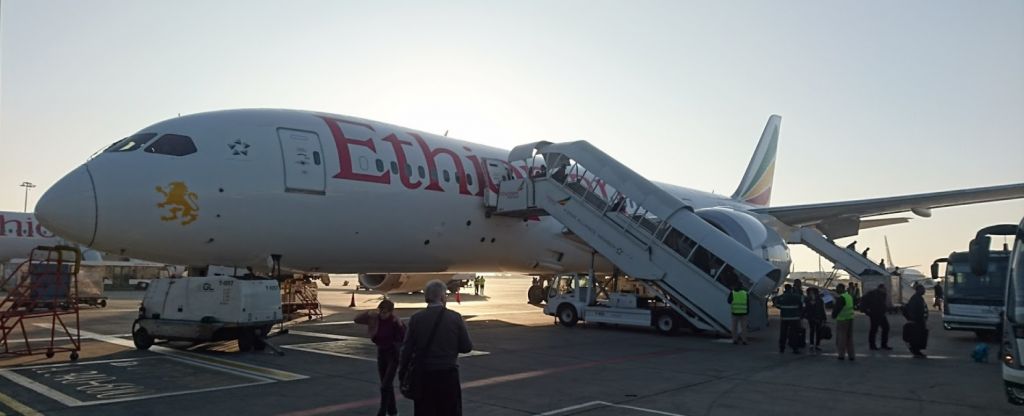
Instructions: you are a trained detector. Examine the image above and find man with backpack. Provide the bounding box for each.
[773,284,804,354]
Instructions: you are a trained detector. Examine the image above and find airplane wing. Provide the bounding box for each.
[753,182,1024,228]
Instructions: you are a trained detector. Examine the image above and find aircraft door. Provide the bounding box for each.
[485,159,512,186]
[277,128,327,195]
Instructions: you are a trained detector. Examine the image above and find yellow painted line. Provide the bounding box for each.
[0,392,43,416]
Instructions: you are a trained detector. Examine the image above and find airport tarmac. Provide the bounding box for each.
[0,276,1017,416]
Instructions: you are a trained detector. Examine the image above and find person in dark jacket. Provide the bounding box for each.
[803,287,827,352]
[860,284,891,350]
[904,284,929,358]
[933,283,944,310]
[773,284,804,354]
[399,280,474,415]
[355,299,406,416]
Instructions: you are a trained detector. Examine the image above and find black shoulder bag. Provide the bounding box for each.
[400,307,445,400]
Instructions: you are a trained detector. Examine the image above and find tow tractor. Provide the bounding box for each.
[543,272,686,335]
[132,274,284,354]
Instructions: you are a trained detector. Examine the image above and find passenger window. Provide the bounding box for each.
[405,163,412,178]
[105,133,157,153]
[467,174,474,186]
[444,170,451,183]
[357,156,367,170]
[144,134,197,156]
[376,159,385,173]
[418,166,426,179]
[429,168,438,182]
[390,162,398,174]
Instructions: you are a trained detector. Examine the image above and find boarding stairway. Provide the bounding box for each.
[795,228,897,305]
[487,141,781,334]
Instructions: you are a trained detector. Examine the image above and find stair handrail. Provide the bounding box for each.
[511,141,779,287]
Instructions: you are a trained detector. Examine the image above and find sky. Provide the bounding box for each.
[1,0,1022,272]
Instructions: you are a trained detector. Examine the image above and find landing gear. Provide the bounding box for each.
[528,284,546,304]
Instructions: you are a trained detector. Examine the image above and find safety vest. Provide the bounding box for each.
[731,290,749,315]
[838,293,855,321]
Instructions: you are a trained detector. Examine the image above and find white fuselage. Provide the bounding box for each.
[36,109,785,276]
[0,211,60,263]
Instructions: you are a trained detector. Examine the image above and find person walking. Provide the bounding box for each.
[804,287,827,353]
[861,284,892,350]
[355,299,406,416]
[773,284,804,354]
[904,284,929,358]
[399,280,474,415]
[478,275,486,296]
[832,283,856,361]
[933,283,944,310]
[727,283,750,345]
[473,276,480,296]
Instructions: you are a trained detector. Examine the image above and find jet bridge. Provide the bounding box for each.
[488,141,781,334]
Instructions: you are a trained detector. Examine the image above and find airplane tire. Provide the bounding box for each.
[528,285,546,304]
[655,312,679,335]
[237,330,254,352]
[557,304,578,327]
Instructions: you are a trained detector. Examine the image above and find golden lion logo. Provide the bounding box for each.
[156,182,199,225]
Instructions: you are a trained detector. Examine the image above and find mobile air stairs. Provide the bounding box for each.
[794,228,899,308]
[486,141,782,335]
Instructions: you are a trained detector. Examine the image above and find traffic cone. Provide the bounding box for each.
[455,290,461,304]
[349,291,356,308]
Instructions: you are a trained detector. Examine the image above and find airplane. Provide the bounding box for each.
[0,211,61,264]
[32,109,1024,297]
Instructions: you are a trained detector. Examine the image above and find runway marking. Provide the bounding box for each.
[276,347,688,416]
[0,357,273,407]
[537,401,687,416]
[0,391,43,416]
[282,331,488,361]
[301,309,539,326]
[32,325,307,382]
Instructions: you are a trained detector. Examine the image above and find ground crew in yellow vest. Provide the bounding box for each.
[832,283,856,361]
[727,283,750,345]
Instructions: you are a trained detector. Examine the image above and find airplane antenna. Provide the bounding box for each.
[444,130,449,137]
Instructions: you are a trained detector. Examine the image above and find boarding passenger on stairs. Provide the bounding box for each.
[832,284,856,361]
[773,284,803,354]
[355,299,406,416]
[727,283,750,345]
[860,284,892,351]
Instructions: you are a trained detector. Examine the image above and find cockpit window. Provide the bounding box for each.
[105,133,158,152]
[144,134,197,156]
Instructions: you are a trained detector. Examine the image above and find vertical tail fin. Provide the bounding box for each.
[731,115,780,207]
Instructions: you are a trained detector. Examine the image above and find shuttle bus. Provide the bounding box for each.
[933,248,1010,338]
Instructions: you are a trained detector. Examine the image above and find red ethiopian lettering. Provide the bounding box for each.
[319,116,389,184]
[381,134,422,190]
[411,134,471,195]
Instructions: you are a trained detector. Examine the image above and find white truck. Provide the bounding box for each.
[132,275,283,353]
[543,273,686,335]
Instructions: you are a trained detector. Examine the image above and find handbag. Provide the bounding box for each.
[819,324,833,340]
[399,307,446,400]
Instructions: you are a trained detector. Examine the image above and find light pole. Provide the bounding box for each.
[19,182,36,212]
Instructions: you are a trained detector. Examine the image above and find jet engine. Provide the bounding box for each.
[358,273,473,293]
[694,207,792,276]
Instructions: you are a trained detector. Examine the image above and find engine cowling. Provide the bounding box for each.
[695,207,792,278]
[358,273,473,293]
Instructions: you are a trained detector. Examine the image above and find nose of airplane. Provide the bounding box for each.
[36,165,97,246]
